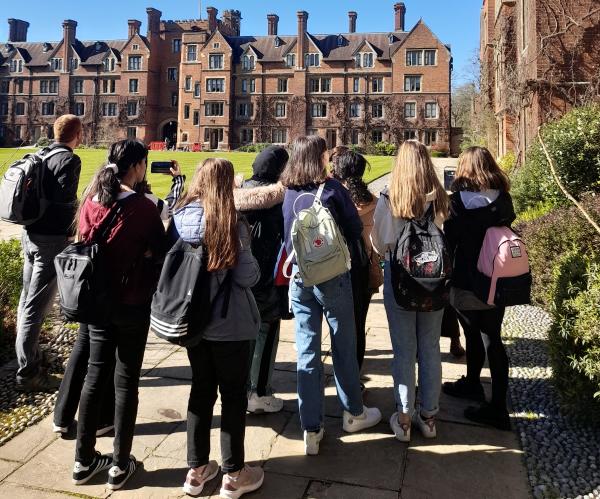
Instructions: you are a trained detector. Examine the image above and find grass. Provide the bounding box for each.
[0,148,394,199]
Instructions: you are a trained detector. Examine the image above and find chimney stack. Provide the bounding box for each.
[348,11,357,33]
[267,14,279,36]
[297,11,308,69]
[62,19,77,70]
[207,6,218,32]
[394,3,406,31]
[8,18,30,42]
[146,8,162,40]
[128,19,142,39]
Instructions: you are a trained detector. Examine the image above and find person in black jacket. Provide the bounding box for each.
[15,114,82,392]
[442,146,515,430]
[234,146,288,414]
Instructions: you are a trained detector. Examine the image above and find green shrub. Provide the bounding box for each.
[512,104,600,214]
[236,143,273,153]
[0,239,23,336]
[35,137,51,147]
[348,144,366,154]
[367,141,396,156]
[498,151,516,174]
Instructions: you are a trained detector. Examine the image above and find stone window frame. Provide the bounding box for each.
[275,101,287,118]
[404,75,422,92]
[310,102,328,118]
[404,101,417,119]
[425,101,438,119]
[208,54,225,70]
[73,102,85,116]
[206,77,226,93]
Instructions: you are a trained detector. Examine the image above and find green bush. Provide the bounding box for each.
[0,239,23,335]
[35,137,51,147]
[236,143,273,153]
[498,151,516,175]
[512,104,600,214]
[348,144,366,154]
[366,141,396,156]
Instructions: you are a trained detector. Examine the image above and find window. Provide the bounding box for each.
[371,103,383,118]
[173,39,181,53]
[213,42,220,49]
[41,102,55,116]
[171,92,178,107]
[272,129,287,143]
[354,54,362,68]
[102,79,116,94]
[242,79,256,94]
[206,78,225,92]
[193,110,200,125]
[129,79,139,93]
[69,58,79,71]
[275,102,286,118]
[74,102,84,116]
[307,128,318,136]
[127,127,137,138]
[404,102,416,118]
[310,103,327,118]
[181,133,188,142]
[128,56,142,70]
[404,75,422,92]
[194,82,201,97]
[309,78,331,93]
[362,52,374,68]
[185,76,192,91]
[425,102,438,119]
[241,128,254,143]
[127,101,138,116]
[168,68,178,82]
[351,129,359,145]
[0,102,8,115]
[249,79,256,93]
[424,130,437,145]
[276,78,288,93]
[406,50,422,66]
[424,50,436,66]
[15,125,22,139]
[40,80,48,94]
[238,102,253,118]
[187,45,197,62]
[372,78,383,93]
[242,54,255,71]
[102,102,117,116]
[353,77,360,93]
[285,54,295,67]
[9,59,23,73]
[371,130,383,143]
[40,80,58,94]
[132,44,139,51]
[103,58,116,72]
[241,79,248,94]
[404,130,416,141]
[205,102,224,116]
[184,104,190,119]
[305,53,320,67]
[15,80,24,94]
[209,54,224,69]
[349,102,360,118]
[50,58,63,71]
[204,128,224,141]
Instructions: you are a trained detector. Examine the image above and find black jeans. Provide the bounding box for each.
[187,340,251,473]
[54,324,115,428]
[351,263,372,370]
[456,307,508,410]
[75,304,150,468]
[441,306,461,339]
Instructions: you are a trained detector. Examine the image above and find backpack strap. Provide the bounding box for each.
[314,182,326,203]
[92,194,137,244]
[37,147,71,162]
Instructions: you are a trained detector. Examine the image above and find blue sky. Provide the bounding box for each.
[1,0,481,85]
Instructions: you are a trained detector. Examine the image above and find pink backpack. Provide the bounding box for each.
[475,226,531,306]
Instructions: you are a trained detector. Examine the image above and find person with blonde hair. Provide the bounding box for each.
[371,140,449,442]
[170,158,264,498]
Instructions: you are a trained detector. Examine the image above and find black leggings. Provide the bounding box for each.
[456,307,508,410]
[351,263,372,370]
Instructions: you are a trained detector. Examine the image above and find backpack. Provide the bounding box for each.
[283,183,351,287]
[54,198,126,323]
[0,147,70,225]
[390,205,452,312]
[474,226,531,306]
[150,238,232,347]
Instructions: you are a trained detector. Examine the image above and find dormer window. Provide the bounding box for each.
[337,35,344,47]
[275,37,282,48]
[69,58,79,71]
[5,43,14,52]
[362,52,374,67]
[9,59,23,73]
[388,34,395,45]
[95,42,102,52]
[242,54,255,71]
[354,54,361,68]
[42,43,52,53]
[285,53,295,68]
[305,53,320,67]
[50,58,63,71]
[103,58,116,72]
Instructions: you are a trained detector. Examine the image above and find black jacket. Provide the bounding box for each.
[26,143,81,236]
[444,191,516,291]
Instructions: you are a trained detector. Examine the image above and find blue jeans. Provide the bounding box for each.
[290,269,363,432]
[383,262,443,418]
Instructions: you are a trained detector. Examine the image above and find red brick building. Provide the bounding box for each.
[1,3,453,151]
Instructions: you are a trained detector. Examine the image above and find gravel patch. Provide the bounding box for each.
[504,305,600,499]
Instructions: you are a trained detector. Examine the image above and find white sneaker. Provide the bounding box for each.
[52,423,68,434]
[247,393,284,414]
[303,428,324,455]
[342,406,382,433]
[390,412,411,442]
[413,412,437,438]
[182,460,219,496]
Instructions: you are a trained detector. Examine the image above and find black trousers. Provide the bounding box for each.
[186,340,251,473]
[54,323,115,428]
[75,304,149,468]
[456,307,508,410]
[351,263,372,370]
[440,306,461,339]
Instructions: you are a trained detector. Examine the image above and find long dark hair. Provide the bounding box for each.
[452,146,510,193]
[332,151,373,205]
[280,136,328,188]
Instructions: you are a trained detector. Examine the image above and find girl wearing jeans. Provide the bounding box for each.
[72,140,165,489]
[281,136,381,456]
[371,140,449,442]
[171,159,264,498]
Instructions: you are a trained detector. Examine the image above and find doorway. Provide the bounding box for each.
[326,129,337,150]
[162,121,178,147]
[209,129,221,150]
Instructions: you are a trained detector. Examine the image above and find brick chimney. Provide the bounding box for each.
[267,14,279,36]
[394,3,406,31]
[297,11,308,69]
[8,18,30,42]
[128,19,142,39]
[207,6,218,32]
[146,8,162,40]
[62,20,77,70]
[348,11,357,33]
[222,10,241,36]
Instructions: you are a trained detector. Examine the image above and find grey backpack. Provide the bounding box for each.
[0,148,69,225]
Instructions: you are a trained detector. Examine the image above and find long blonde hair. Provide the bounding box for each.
[176,158,239,271]
[389,140,448,220]
[453,146,510,192]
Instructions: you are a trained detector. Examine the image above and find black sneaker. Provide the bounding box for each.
[464,403,511,431]
[107,456,137,490]
[15,373,62,393]
[72,452,113,485]
[442,376,485,402]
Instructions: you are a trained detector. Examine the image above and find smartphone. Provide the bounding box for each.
[150,161,173,174]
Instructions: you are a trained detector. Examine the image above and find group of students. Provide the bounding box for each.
[12,114,516,497]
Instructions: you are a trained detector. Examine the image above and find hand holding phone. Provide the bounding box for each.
[150,161,174,174]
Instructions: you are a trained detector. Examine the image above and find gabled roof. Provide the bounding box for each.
[227,35,296,62]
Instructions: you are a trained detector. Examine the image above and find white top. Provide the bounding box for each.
[460,189,500,209]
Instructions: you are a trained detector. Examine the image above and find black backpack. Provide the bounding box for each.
[54,198,127,323]
[390,205,452,312]
[150,238,232,348]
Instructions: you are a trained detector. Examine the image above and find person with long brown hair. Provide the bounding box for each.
[442,146,515,431]
[170,158,264,498]
[371,140,449,442]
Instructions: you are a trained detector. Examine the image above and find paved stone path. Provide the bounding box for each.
[0,294,530,498]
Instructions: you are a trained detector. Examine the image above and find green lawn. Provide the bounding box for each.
[0,148,393,199]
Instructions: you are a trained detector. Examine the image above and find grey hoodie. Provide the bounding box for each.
[171,201,261,342]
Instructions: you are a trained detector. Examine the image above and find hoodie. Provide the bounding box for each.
[171,202,261,342]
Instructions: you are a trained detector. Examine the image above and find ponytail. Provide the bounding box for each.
[332,151,373,205]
